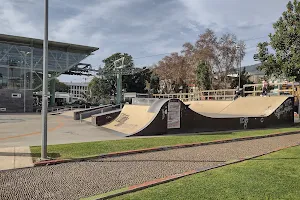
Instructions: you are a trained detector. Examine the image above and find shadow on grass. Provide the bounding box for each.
[87,159,226,163]
[171,131,234,136]
[252,157,300,161]
[30,153,61,158]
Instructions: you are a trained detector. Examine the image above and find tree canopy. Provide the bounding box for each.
[154,29,245,93]
[87,53,157,103]
[256,0,300,81]
[196,62,211,90]
[230,68,253,89]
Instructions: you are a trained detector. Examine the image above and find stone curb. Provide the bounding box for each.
[34,130,300,167]
[81,142,300,200]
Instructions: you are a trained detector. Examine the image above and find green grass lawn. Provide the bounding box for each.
[113,145,300,200]
[30,126,300,161]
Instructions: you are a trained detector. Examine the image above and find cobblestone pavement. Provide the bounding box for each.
[1,134,300,200]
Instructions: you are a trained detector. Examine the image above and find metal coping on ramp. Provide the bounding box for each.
[147,98,170,113]
[81,141,300,200]
[31,130,300,169]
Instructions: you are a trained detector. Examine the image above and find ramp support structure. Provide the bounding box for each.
[116,71,122,105]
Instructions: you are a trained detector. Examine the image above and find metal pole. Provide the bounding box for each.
[116,71,122,104]
[23,57,26,113]
[238,55,241,88]
[41,0,49,160]
[236,46,241,88]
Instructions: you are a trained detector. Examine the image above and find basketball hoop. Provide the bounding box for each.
[113,57,125,69]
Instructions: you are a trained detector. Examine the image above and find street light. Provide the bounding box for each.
[20,51,31,113]
[41,0,49,160]
[236,45,241,88]
[113,57,125,105]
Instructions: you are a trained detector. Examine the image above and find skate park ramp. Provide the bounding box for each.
[102,105,156,135]
[102,98,169,135]
[187,100,232,113]
[102,96,294,136]
[216,96,289,117]
[190,96,289,118]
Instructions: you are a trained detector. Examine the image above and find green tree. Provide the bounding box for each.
[256,0,300,81]
[196,62,211,90]
[54,79,69,92]
[149,72,160,94]
[32,73,70,92]
[88,77,112,103]
[125,67,151,93]
[99,52,134,95]
[230,68,253,89]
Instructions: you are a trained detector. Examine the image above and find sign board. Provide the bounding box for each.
[11,93,21,98]
[167,100,181,129]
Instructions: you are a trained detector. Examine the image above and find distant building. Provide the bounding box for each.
[65,82,89,101]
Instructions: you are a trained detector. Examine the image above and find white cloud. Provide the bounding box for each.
[0,0,40,37]
[0,0,291,82]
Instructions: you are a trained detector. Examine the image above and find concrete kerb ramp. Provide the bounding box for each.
[60,109,84,117]
[73,104,115,120]
[102,96,295,137]
[91,109,122,126]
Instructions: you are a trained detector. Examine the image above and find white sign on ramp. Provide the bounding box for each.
[167,100,181,129]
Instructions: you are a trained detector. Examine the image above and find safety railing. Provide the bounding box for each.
[243,82,297,96]
[153,89,236,102]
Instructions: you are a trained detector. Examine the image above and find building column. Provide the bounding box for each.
[50,78,56,107]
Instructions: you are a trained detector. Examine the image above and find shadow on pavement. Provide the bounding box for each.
[0,152,60,158]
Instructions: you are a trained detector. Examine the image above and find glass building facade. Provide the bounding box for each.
[0,34,98,112]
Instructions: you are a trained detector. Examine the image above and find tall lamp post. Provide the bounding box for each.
[236,45,241,88]
[98,57,145,105]
[41,0,49,160]
[113,57,125,105]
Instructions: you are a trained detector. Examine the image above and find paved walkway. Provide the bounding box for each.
[1,133,300,200]
[0,146,33,170]
[0,114,125,148]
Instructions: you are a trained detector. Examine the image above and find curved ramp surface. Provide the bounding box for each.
[102,97,294,136]
[218,96,289,117]
[187,101,232,113]
[102,105,155,135]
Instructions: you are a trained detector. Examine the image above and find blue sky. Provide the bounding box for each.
[0,0,289,82]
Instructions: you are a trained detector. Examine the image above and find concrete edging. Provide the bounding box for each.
[34,130,300,167]
[82,142,300,200]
